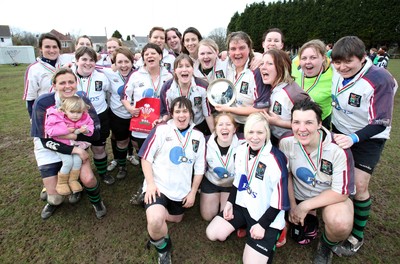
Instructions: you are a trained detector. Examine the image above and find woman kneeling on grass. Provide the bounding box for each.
[138,96,206,264]
[279,99,355,264]
[31,68,106,220]
[206,112,289,264]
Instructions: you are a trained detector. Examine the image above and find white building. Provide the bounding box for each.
[0,25,13,47]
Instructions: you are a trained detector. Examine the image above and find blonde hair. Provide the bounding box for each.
[198,38,219,55]
[298,39,328,70]
[59,96,90,113]
[244,113,271,142]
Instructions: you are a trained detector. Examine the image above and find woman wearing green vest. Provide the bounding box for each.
[292,39,333,129]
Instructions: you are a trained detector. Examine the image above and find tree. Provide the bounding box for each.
[11,31,37,47]
[208,28,227,52]
[126,35,131,41]
[112,30,123,40]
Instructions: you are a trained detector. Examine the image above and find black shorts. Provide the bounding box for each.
[200,176,232,194]
[38,162,62,178]
[351,138,386,174]
[109,110,131,141]
[144,192,185,216]
[91,109,110,146]
[221,204,280,259]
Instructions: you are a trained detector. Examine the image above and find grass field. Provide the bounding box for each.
[0,61,399,264]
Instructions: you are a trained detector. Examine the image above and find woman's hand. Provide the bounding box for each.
[261,110,281,126]
[223,202,234,220]
[182,190,196,208]
[289,202,309,226]
[72,147,89,162]
[129,107,141,117]
[250,223,265,240]
[76,125,88,134]
[152,118,165,127]
[144,183,160,205]
[214,104,229,113]
[333,133,354,149]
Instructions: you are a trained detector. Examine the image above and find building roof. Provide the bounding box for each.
[0,25,11,37]
[134,36,148,44]
[90,36,107,43]
[50,29,72,41]
[122,40,137,49]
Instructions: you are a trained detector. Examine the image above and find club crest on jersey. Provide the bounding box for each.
[255,162,266,180]
[272,101,282,115]
[164,63,171,72]
[193,96,202,107]
[320,159,333,175]
[348,93,361,107]
[95,81,103,91]
[215,70,225,79]
[192,139,199,153]
[239,82,249,94]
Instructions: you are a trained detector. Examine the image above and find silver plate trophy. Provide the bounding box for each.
[207,78,236,106]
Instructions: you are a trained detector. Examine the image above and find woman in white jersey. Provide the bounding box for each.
[193,38,228,83]
[23,32,74,202]
[96,46,139,180]
[329,36,397,258]
[159,53,214,135]
[74,47,113,185]
[214,31,267,133]
[122,43,173,152]
[135,27,176,72]
[279,99,355,263]
[200,112,244,221]
[31,68,106,220]
[206,112,289,264]
[259,48,310,146]
[139,97,205,264]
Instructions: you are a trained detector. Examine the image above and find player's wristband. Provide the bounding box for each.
[349,133,359,143]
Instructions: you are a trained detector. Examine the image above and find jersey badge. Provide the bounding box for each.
[192,139,199,153]
[272,101,282,115]
[164,63,171,72]
[320,159,333,175]
[95,81,103,91]
[255,162,266,180]
[193,96,202,107]
[348,93,361,107]
[239,82,249,94]
[215,70,225,79]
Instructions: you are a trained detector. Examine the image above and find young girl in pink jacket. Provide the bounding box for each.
[45,96,94,195]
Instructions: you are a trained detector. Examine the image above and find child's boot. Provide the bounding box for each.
[56,172,71,195]
[69,170,83,193]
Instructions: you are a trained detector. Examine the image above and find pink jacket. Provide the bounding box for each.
[45,106,94,147]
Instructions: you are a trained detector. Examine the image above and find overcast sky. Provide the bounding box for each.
[3,0,270,38]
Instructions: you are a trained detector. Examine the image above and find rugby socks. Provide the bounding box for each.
[150,235,171,253]
[84,181,101,204]
[351,197,371,241]
[93,157,108,177]
[322,231,339,247]
[116,146,128,167]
